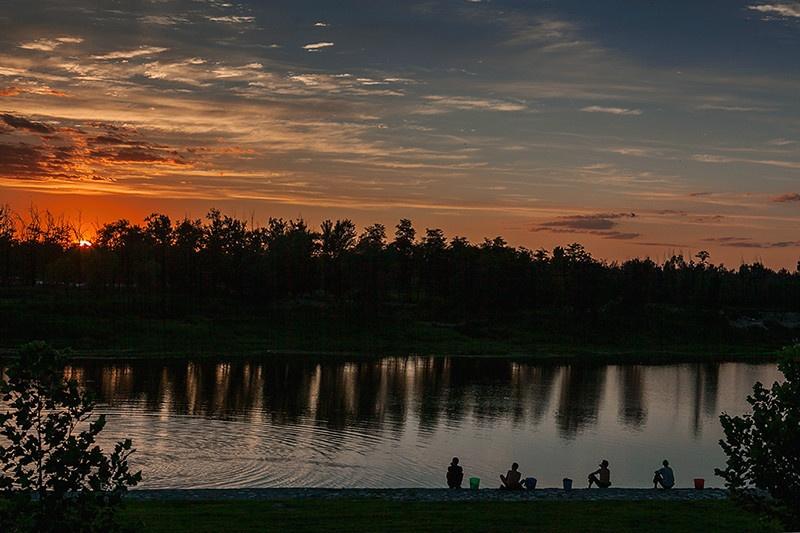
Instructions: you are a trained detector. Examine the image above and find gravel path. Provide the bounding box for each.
[125,488,728,502]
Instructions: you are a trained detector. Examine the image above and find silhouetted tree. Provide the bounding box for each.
[716,345,800,527]
[392,218,417,300]
[0,204,15,285]
[320,219,356,296]
[0,342,141,532]
[144,213,172,292]
[354,224,388,303]
[172,217,204,292]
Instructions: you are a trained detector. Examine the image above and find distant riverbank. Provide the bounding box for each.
[0,288,792,362]
[0,346,780,363]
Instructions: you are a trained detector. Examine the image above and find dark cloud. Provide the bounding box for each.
[533,228,640,243]
[0,141,87,181]
[703,237,746,243]
[532,212,638,240]
[602,231,640,240]
[0,115,191,182]
[90,134,129,145]
[633,241,688,247]
[652,209,688,216]
[772,192,800,203]
[694,214,725,223]
[90,146,187,164]
[87,131,163,148]
[0,142,46,177]
[537,212,636,231]
[1,113,55,134]
[702,236,800,248]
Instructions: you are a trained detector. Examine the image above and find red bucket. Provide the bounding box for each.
[693,478,705,490]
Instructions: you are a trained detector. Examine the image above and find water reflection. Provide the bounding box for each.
[555,365,607,439]
[71,358,612,437]
[61,357,780,489]
[618,366,647,428]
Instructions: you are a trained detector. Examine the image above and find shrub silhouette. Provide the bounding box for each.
[716,344,800,527]
[0,341,141,532]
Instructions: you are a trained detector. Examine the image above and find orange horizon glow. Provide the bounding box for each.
[2,192,798,270]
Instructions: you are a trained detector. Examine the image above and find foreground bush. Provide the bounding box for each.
[0,342,141,532]
[716,344,800,527]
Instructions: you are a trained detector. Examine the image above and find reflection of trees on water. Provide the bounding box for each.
[702,363,720,417]
[443,360,468,427]
[555,365,607,439]
[261,361,316,424]
[617,366,647,428]
[65,357,728,441]
[413,358,447,434]
[510,364,559,426]
[689,363,721,437]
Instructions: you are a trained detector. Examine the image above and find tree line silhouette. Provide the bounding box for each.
[1,204,799,317]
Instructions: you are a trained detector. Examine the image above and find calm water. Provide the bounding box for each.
[64,358,780,489]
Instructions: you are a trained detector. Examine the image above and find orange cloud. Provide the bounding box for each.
[0,113,194,185]
[772,192,800,203]
[0,86,68,98]
[0,87,22,97]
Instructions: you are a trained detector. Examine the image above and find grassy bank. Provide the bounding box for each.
[121,499,779,532]
[0,288,790,361]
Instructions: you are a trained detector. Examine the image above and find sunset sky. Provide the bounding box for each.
[1,0,799,267]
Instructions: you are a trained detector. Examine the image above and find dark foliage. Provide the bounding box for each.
[0,342,141,532]
[716,345,800,527]
[0,204,799,319]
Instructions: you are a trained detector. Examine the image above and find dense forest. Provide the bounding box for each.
[1,204,799,318]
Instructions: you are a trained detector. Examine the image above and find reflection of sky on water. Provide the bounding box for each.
[64,358,780,489]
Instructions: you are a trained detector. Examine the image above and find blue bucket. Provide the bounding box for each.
[563,478,573,491]
[524,477,537,490]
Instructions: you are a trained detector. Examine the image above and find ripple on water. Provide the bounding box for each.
[96,403,401,488]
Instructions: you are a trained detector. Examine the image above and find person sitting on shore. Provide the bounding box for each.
[588,460,611,488]
[447,457,464,489]
[653,459,675,489]
[500,462,523,490]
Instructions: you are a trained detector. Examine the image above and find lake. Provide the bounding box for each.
[65,357,781,489]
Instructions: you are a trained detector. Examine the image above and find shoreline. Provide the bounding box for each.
[3,289,793,363]
[0,346,780,363]
[124,487,729,502]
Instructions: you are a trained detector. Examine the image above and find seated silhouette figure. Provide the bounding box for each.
[653,459,675,489]
[500,462,523,490]
[447,457,463,489]
[588,459,611,488]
